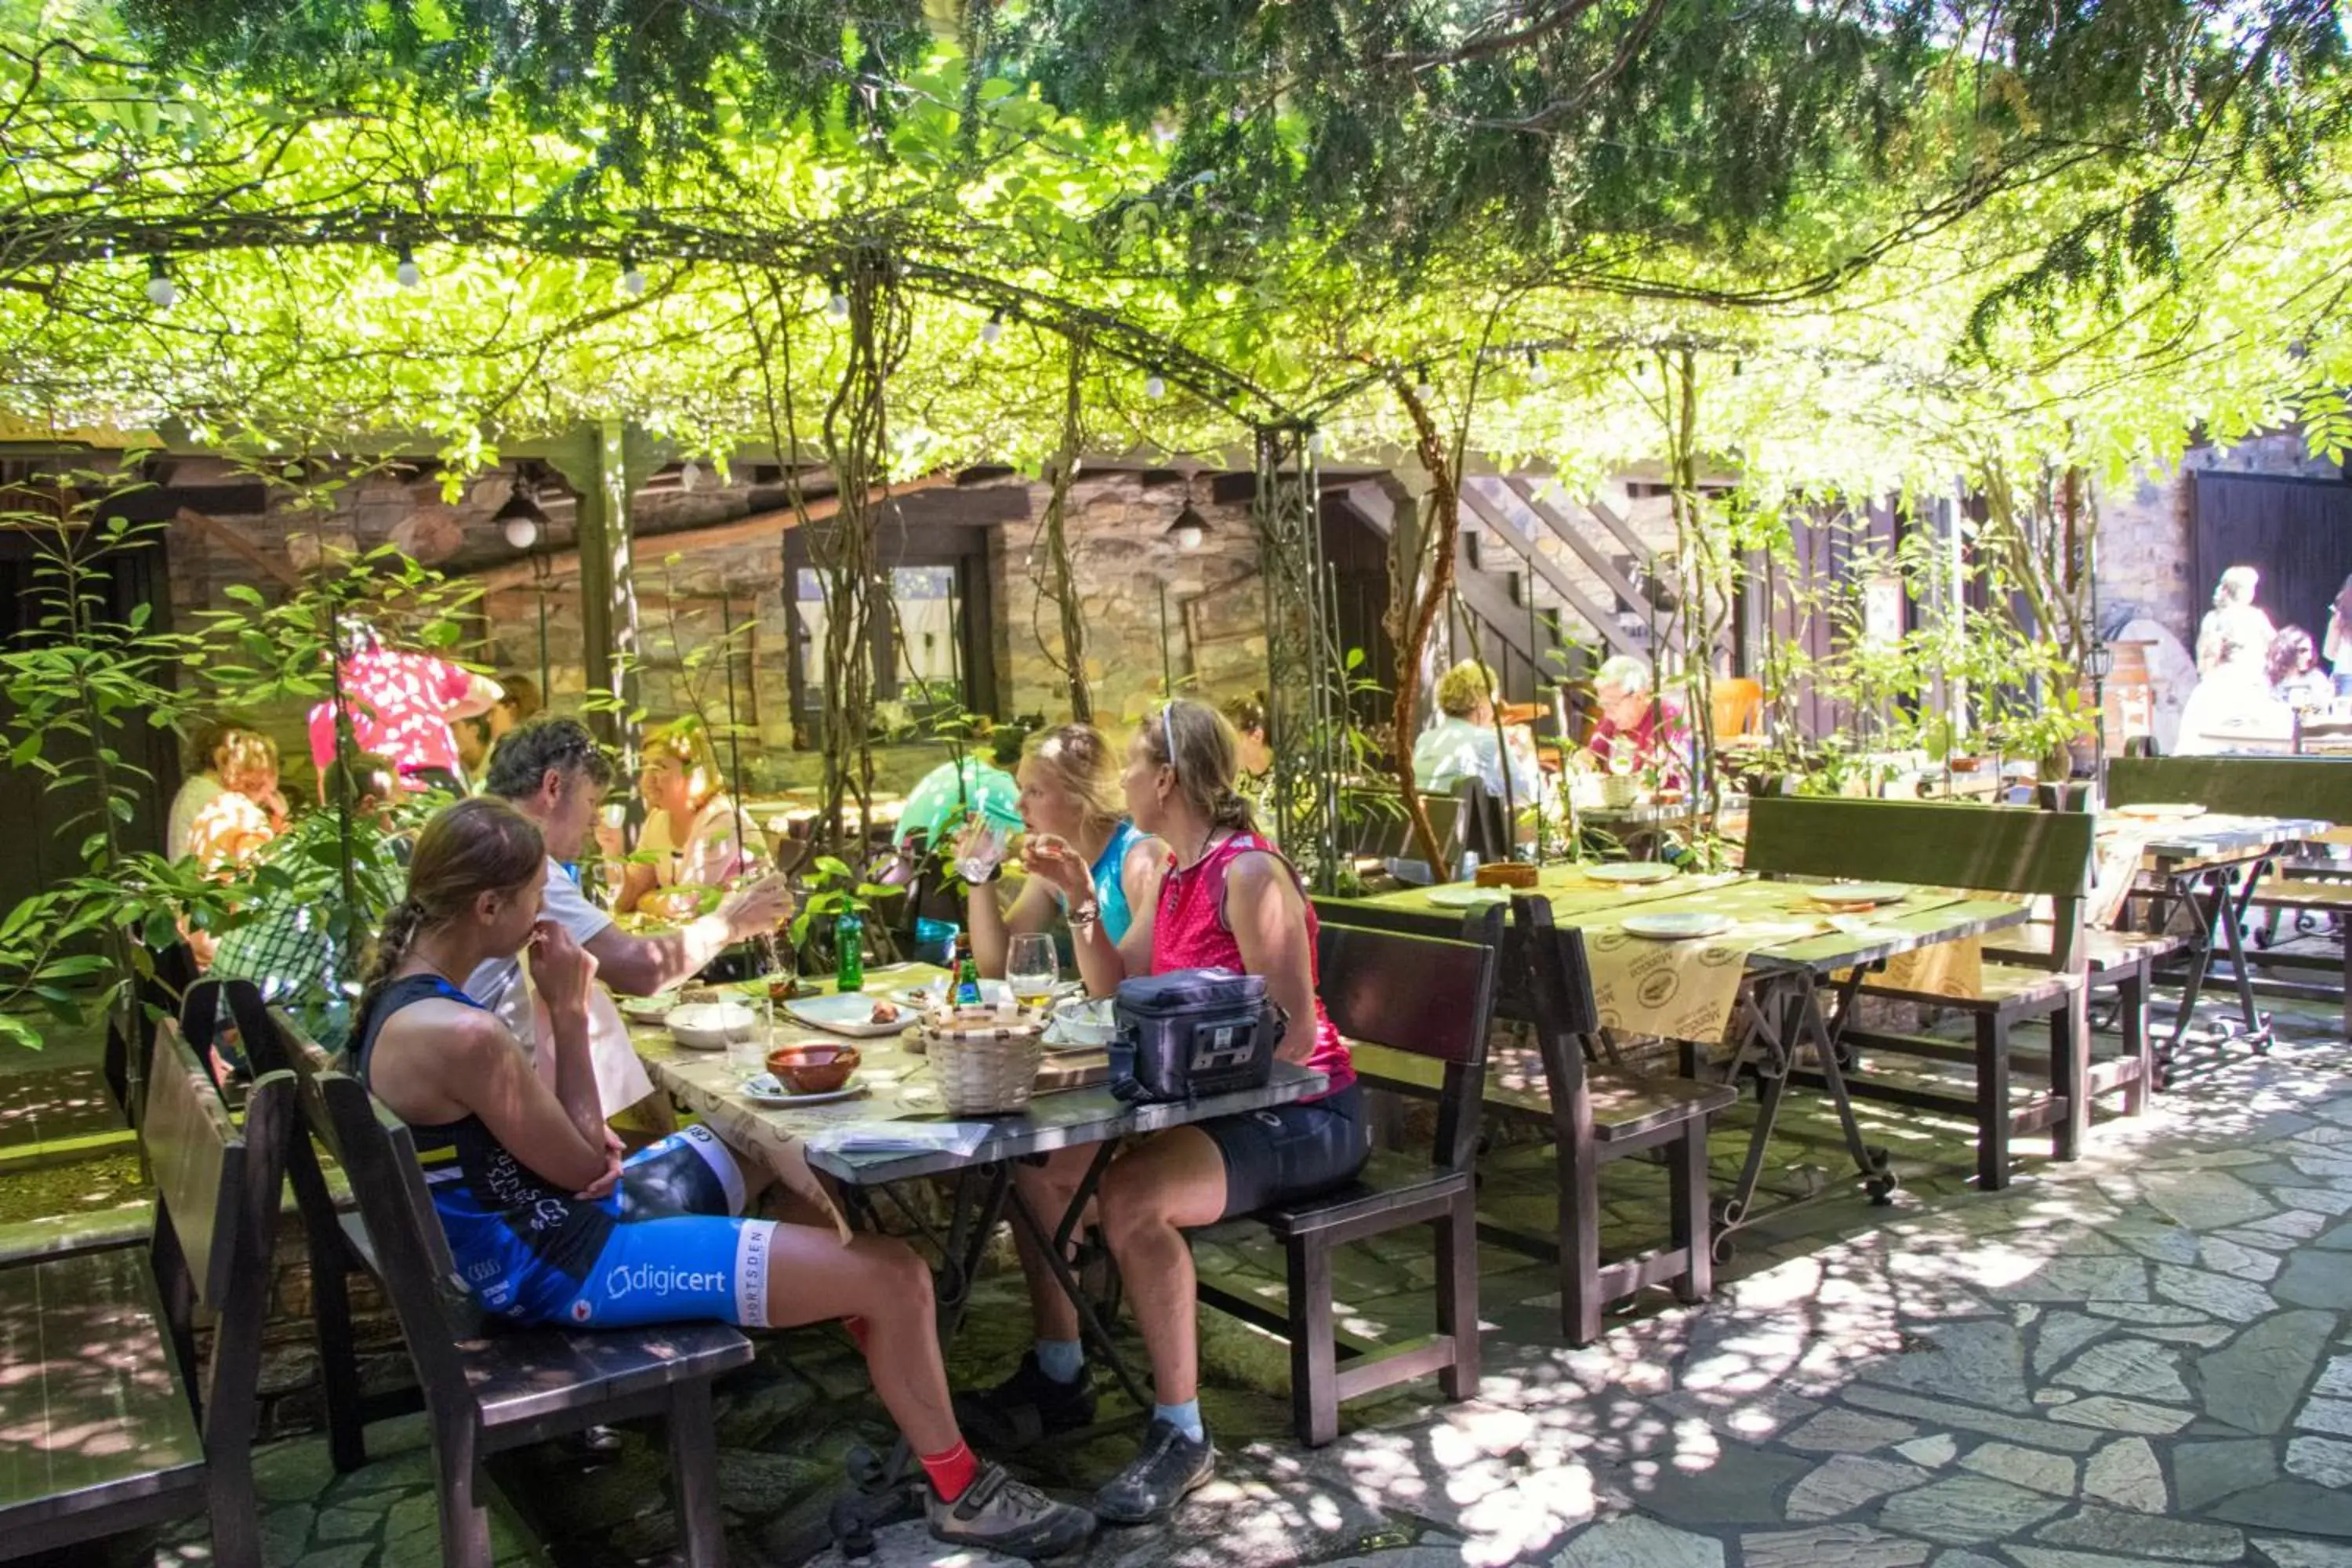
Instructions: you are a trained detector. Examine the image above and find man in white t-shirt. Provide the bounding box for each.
[464,717,791,1116]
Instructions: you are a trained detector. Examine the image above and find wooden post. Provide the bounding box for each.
[555,419,644,753]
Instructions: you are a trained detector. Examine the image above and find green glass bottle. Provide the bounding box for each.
[833,909,865,993]
[953,931,983,1007]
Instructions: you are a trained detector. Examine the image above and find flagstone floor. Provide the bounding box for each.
[62,968,2352,1568]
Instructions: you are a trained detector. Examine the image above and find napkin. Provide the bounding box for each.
[808,1122,996,1157]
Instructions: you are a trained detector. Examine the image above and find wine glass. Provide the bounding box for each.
[1006,933,1060,1011]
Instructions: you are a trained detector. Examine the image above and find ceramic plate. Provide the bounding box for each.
[619,994,677,1022]
[1621,911,1734,941]
[739,1073,866,1107]
[2112,802,2207,822]
[892,978,1014,1010]
[1428,886,1512,908]
[1583,862,1679,884]
[1817,882,1911,906]
[782,992,918,1037]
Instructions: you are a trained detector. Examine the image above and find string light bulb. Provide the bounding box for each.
[1144,370,1167,400]
[981,307,1005,345]
[144,256,176,310]
[679,459,701,492]
[1413,362,1434,399]
[394,242,421,290]
[619,252,646,297]
[826,272,848,321]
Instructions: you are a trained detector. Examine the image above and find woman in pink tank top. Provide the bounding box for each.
[956,699,1367,1524]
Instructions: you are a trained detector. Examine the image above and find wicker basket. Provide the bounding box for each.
[916,1005,1047,1114]
[1599,774,1643,808]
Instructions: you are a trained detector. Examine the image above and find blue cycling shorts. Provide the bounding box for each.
[525,1124,781,1330]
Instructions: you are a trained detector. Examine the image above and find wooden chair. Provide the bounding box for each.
[1745,797,2095,1190]
[0,1022,289,1564]
[1193,921,1501,1446]
[104,938,201,1123]
[1454,779,1511,869]
[279,1015,753,1568]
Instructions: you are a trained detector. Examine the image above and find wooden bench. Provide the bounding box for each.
[278,1014,754,1567]
[1746,797,2095,1191]
[1193,921,1500,1446]
[0,1020,290,1564]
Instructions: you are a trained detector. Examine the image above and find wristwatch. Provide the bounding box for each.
[1069,898,1102,933]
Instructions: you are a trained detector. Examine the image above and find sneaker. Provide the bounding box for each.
[953,1351,1098,1452]
[927,1461,1095,1559]
[1091,1418,1215,1525]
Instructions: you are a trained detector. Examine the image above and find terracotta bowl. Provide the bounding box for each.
[765,1043,862,1094]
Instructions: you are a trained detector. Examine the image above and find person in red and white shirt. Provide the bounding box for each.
[1584,655,1692,793]
[307,623,501,789]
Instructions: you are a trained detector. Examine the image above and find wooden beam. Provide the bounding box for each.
[465,474,956,593]
[174,506,302,590]
[1457,486,1641,659]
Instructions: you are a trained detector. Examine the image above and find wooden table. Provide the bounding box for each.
[633,971,1327,1406]
[2113,813,2331,1076]
[1319,869,2027,1254]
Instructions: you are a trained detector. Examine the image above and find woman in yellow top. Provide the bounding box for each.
[615,720,751,913]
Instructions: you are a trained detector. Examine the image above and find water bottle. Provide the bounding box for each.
[833,910,865,993]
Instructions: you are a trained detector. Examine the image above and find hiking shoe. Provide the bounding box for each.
[953,1352,1098,1452]
[927,1461,1095,1559]
[1091,1418,1215,1525]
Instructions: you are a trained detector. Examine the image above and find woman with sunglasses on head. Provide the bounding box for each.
[958,699,1363,1524]
[954,722,1167,977]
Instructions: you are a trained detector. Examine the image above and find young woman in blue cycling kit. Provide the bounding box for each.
[353,798,1091,1558]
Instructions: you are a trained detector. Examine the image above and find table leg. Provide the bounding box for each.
[1711,982,1791,1255]
[1786,971,1899,1202]
[2212,863,2275,1052]
[2154,869,2222,1086]
[1003,1148,1152,1412]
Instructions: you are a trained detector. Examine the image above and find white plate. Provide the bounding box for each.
[1428,886,1511,908]
[1817,882,1911,906]
[782,992,918,1037]
[892,978,1014,1010]
[619,994,677,1022]
[1047,995,1118,1049]
[739,1073,867,1107]
[1583,862,1679,884]
[2113,802,2207,822]
[1621,912,1734,941]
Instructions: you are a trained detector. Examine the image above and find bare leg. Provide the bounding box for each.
[1096,1127,1229,1406]
[1009,1148,1096,1344]
[760,1225,960,1454]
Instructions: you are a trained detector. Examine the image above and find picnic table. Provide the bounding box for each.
[2095,809,2332,1070]
[1319,866,2026,1252]
[632,965,1327,1406]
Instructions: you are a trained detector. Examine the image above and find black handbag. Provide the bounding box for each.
[1109,967,1287,1103]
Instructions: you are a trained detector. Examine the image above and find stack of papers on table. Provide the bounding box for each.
[807,1122,996,1157]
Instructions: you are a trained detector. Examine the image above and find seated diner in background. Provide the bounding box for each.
[184,728,289,874]
[1221,690,1279,844]
[2177,629,2294,755]
[1581,654,1692,793]
[613,718,751,914]
[1411,659,1543,802]
[355,797,1094,1559]
[167,717,244,862]
[2270,626,2332,712]
[959,699,1366,1523]
[468,717,791,1120]
[954,722,1167,977]
[895,722,1025,849]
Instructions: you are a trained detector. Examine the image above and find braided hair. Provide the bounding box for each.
[1143,698,1258,833]
[354,797,544,1036]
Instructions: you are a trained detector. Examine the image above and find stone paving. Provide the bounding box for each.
[53,971,2352,1568]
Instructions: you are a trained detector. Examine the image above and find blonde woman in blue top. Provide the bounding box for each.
[956,723,1167,978]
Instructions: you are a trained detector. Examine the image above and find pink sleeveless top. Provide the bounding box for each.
[1152,832,1352,1097]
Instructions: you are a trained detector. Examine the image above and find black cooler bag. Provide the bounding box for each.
[1109,968,1285,1104]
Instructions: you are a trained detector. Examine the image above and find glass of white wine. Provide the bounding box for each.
[1006,933,1060,1012]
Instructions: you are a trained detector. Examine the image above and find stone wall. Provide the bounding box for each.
[988,470,1265,730]
[2095,430,2343,650]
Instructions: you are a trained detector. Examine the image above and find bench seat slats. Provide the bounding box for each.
[1987,921,2192,968]
[0,1247,203,1534]
[1260,1152,1468,1240]
[463,1323,754,1430]
[1861,962,2085,1011]
[1353,1041,1732,1142]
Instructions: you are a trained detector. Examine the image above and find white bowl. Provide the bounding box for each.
[667,1001,758,1051]
[1050,996,1119,1047]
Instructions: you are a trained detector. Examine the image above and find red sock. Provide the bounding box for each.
[841,1316,871,1352]
[920,1440,979,1502]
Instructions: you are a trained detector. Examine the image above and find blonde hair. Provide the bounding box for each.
[218,729,278,786]
[1023,723,1126,833]
[357,797,544,1033]
[1435,660,1499,718]
[1139,699,1256,833]
[641,718,722,811]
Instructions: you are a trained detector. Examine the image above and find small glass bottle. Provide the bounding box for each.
[833,909,866,993]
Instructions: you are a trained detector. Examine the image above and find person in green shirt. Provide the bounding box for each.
[896,724,1026,849]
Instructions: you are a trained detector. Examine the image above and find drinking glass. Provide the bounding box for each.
[1006,933,1060,1011]
[728,1028,768,1085]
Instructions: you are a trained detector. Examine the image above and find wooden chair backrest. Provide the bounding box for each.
[278,1011,484,1406]
[1454,779,1510,867]
[1745,797,2095,898]
[2107,755,2352,826]
[1317,913,1502,1172]
[143,1019,254,1312]
[1512,897,1604,1091]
